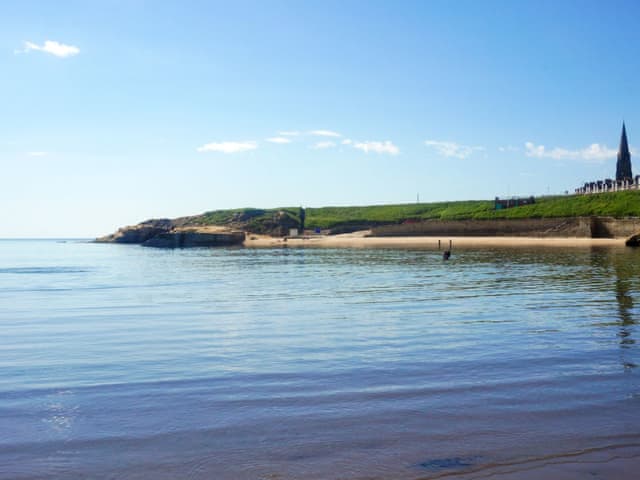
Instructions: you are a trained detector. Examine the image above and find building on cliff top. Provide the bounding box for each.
[494,196,536,210]
[576,123,639,194]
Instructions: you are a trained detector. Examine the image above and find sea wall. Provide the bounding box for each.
[590,217,640,238]
[141,231,245,248]
[370,217,640,238]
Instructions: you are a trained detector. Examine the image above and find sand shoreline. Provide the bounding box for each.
[444,444,640,480]
[243,231,627,249]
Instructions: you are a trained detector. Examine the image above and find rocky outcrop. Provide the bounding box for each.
[142,231,245,248]
[625,234,640,247]
[96,219,245,248]
[95,219,174,244]
[96,208,300,246]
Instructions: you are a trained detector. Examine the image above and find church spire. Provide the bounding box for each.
[616,122,632,181]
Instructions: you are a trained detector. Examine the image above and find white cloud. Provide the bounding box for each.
[341,139,353,145]
[353,140,399,155]
[525,142,546,158]
[424,140,484,159]
[18,40,80,58]
[524,142,616,163]
[27,151,48,157]
[278,131,300,136]
[499,145,519,152]
[197,141,257,153]
[266,137,291,144]
[309,130,342,138]
[312,141,337,149]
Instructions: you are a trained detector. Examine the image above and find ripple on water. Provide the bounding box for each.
[0,242,639,478]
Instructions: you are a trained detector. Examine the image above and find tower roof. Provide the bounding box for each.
[620,122,630,156]
[616,122,632,181]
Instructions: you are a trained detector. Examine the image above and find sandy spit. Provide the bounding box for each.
[243,231,626,249]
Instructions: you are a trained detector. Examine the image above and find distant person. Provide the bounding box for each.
[443,250,451,260]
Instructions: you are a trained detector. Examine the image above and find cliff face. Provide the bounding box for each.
[95,219,174,244]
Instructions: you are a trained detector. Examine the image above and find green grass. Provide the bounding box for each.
[191,208,263,225]
[478,190,640,220]
[183,191,640,230]
[304,201,495,228]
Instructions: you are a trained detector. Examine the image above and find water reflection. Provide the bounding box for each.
[4,241,640,479]
[610,250,638,370]
[590,247,638,368]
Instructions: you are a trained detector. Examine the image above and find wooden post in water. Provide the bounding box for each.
[438,240,441,250]
[449,240,452,249]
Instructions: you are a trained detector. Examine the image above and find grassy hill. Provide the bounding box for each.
[184,191,640,231]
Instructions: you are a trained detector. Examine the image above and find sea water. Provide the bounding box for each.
[1,239,639,479]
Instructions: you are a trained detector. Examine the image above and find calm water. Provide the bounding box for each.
[1,240,639,479]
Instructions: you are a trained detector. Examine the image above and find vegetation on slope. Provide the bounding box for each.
[304,201,494,229]
[479,191,640,219]
[184,191,640,231]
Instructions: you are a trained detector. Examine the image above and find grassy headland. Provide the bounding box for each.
[183,191,640,232]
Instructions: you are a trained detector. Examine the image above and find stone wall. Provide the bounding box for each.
[141,231,245,248]
[371,218,596,238]
[591,217,640,238]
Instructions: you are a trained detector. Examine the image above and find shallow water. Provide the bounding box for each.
[1,240,639,479]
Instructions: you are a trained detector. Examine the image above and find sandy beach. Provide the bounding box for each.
[243,230,627,249]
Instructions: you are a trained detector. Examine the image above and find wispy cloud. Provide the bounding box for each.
[17,40,80,58]
[312,141,337,149]
[524,142,616,163]
[353,140,399,155]
[499,145,519,153]
[278,131,300,136]
[424,140,484,159]
[309,130,342,138]
[266,137,291,144]
[341,139,353,145]
[27,151,49,157]
[197,141,257,154]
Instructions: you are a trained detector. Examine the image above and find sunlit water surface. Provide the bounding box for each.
[1,240,639,479]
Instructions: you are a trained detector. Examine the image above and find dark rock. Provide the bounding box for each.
[95,222,172,244]
[626,233,640,247]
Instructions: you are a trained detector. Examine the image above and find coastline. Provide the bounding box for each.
[243,231,627,249]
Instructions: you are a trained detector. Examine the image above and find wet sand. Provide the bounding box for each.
[442,444,640,480]
[244,231,626,249]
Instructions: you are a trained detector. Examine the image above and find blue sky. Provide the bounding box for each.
[1,0,639,237]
